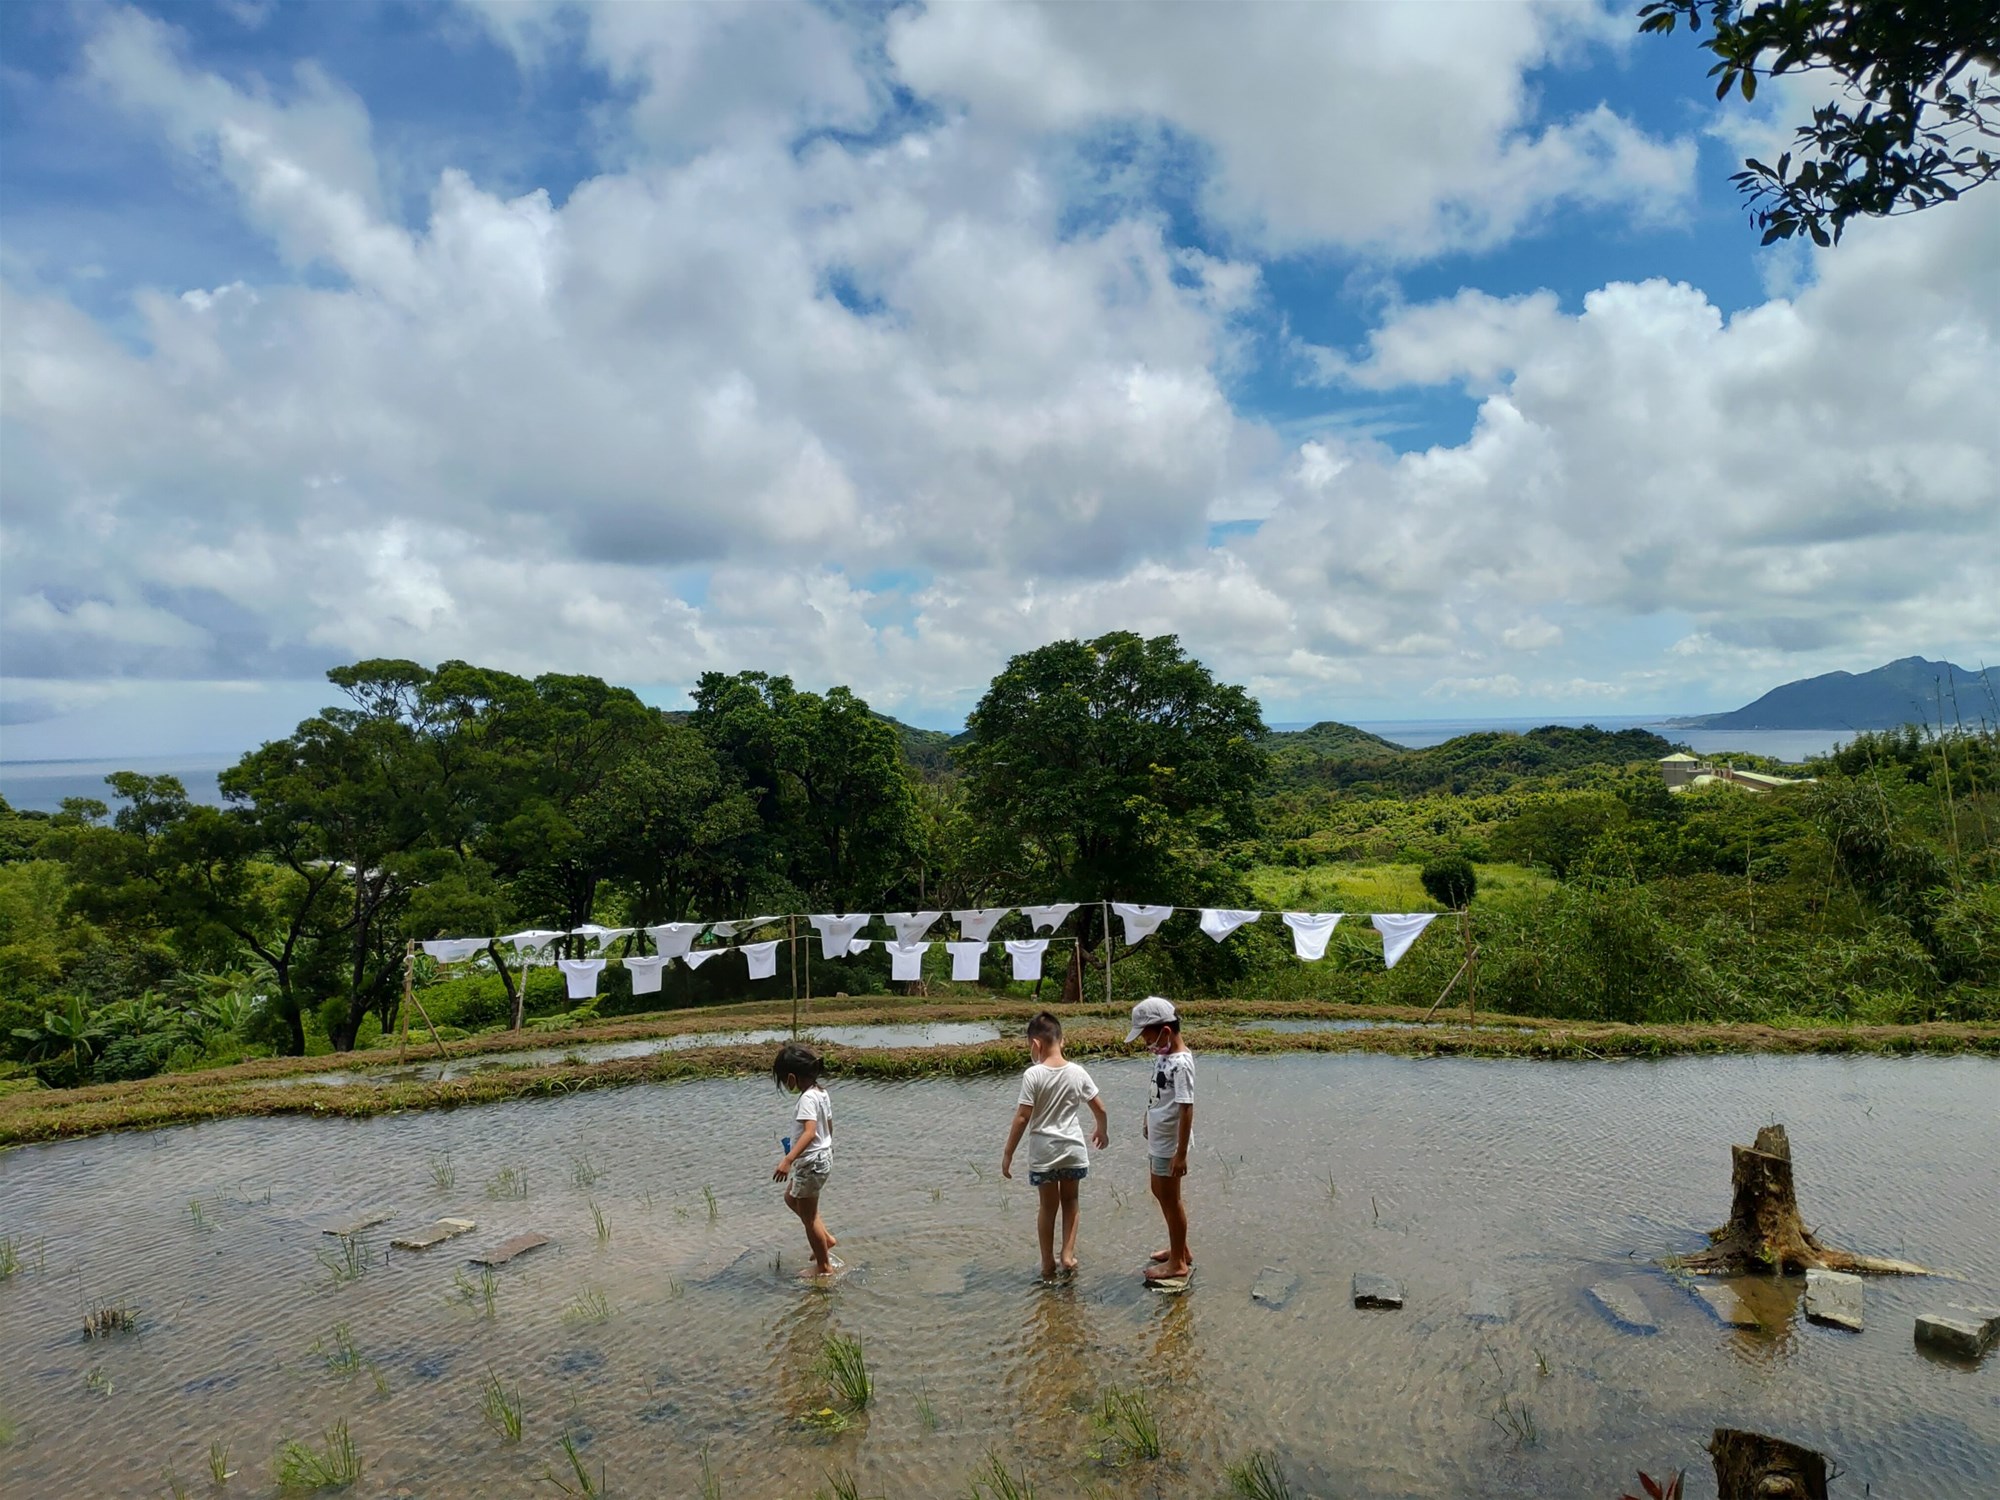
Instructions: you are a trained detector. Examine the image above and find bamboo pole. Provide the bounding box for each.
[1102,900,1114,1011]
[788,915,799,1039]
[401,939,449,1060]
[399,939,412,1061]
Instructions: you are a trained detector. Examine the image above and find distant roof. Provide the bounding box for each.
[1659,752,1701,762]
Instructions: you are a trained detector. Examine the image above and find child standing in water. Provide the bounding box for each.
[771,1042,838,1277]
[1128,996,1195,1282]
[1002,1011,1110,1281]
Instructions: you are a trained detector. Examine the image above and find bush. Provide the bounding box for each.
[1420,854,1477,909]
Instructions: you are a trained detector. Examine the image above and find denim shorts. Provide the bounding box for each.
[1029,1165,1088,1188]
[787,1159,831,1200]
[1149,1156,1178,1178]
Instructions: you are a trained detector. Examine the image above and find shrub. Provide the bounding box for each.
[1420,854,1477,909]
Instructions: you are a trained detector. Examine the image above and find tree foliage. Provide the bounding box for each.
[1641,0,2000,244]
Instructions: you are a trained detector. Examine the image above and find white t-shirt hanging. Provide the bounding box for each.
[1112,903,1173,945]
[809,913,871,959]
[1005,939,1049,981]
[557,958,605,999]
[1146,1049,1196,1155]
[421,938,489,963]
[645,922,702,959]
[624,955,670,995]
[1018,1061,1100,1173]
[1372,913,1438,968]
[502,929,565,954]
[572,924,634,951]
[883,911,942,944]
[848,938,872,956]
[1281,912,1341,961]
[1020,903,1080,934]
[742,940,779,980]
[952,908,1011,941]
[794,1085,832,1166]
[1199,909,1261,942]
[947,941,985,981]
[682,948,721,971]
[886,941,929,981]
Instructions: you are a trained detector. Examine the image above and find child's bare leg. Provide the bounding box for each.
[786,1193,832,1274]
[1035,1182,1060,1279]
[1058,1178,1081,1271]
[1145,1173,1191,1278]
[810,1208,836,1269]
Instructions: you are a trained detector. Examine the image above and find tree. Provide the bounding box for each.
[1642,0,2000,244]
[958,632,1266,965]
[1421,854,1478,909]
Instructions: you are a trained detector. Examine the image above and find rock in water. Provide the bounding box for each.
[1250,1266,1297,1309]
[1914,1306,2000,1360]
[468,1232,550,1266]
[1693,1281,1762,1329]
[1351,1272,1403,1309]
[391,1217,477,1251]
[1803,1269,1863,1332]
[1589,1280,1658,1333]
[323,1212,392,1237]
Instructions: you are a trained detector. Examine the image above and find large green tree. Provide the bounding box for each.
[1643,0,2000,244]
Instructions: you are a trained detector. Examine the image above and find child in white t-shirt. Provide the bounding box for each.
[1001,1010,1109,1280]
[1128,996,1195,1282]
[771,1042,838,1277]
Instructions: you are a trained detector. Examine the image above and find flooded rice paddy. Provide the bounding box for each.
[2,1053,1996,1498]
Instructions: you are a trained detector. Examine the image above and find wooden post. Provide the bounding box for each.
[1462,906,1478,1024]
[1102,900,1114,1011]
[788,916,799,1039]
[399,939,413,1061]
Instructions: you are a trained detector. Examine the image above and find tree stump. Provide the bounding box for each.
[1681,1125,1930,1276]
[1708,1428,1828,1500]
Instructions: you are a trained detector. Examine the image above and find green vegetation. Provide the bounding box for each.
[562,1287,612,1326]
[479,1366,523,1443]
[1094,1386,1164,1461]
[968,1452,1036,1500]
[1226,1450,1295,1500]
[546,1432,603,1498]
[274,1421,360,1490]
[314,1323,362,1375]
[816,1333,872,1410]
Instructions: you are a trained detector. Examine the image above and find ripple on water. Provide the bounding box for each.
[1,1053,1996,1497]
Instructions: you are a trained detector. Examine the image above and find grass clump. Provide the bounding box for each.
[569,1154,601,1189]
[274,1420,361,1490]
[563,1287,612,1326]
[914,1382,940,1431]
[589,1199,610,1245]
[1226,1450,1294,1499]
[453,1265,499,1319]
[1094,1386,1163,1461]
[428,1152,455,1190]
[545,1431,604,1497]
[209,1439,235,1483]
[82,1299,136,1338]
[816,1333,871,1410]
[0,1236,19,1280]
[486,1165,529,1199]
[187,1198,213,1232]
[479,1366,523,1443]
[968,1451,1035,1499]
[701,1183,719,1222]
[314,1323,362,1375]
[814,1470,881,1500]
[314,1232,369,1285]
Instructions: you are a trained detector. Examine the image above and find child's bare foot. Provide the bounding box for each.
[1143,1260,1192,1281]
[1060,1255,1078,1273]
[1148,1248,1171,1262]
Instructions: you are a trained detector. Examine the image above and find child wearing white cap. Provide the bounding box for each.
[1126,996,1195,1282]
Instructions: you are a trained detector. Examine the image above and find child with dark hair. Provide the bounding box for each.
[1127,996,1195,1282]
[771,1042,838,1276]
[1001,1010,1109,1280]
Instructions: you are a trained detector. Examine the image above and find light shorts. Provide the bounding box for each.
[1028,1165,1088,1188]
[1149,1156,1178,1178]
[787,1158,831,1200]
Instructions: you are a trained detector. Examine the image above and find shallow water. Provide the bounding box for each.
[287,1021,1007,1087]
[2,1054,1996,1498]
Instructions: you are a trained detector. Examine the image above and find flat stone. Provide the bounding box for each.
[390,1217,476,1251]
[1915,1305,2000,1360]
[1250,1266,1298,1309]
[1803,1269,1863,1332]
[1589,1280,1658,1333]
[1352,1272,1403,1310]
[1693,1281,1762,1329]
[1147,1274,1192,1295]
[322,1212,392,1237]
[1467,1281,1512,1323]
[468,1232,550,1267]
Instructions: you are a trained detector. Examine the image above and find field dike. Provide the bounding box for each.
[2,996,1994,1145]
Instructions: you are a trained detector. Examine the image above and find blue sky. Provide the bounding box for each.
[2,0,1995,756]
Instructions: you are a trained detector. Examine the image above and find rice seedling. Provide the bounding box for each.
[816,1333,872,1410]
[273,1420,361,1490]
[1491,1397,1538,1449]
[569,1155,601,1189]
[84,1365,113,1395]
[929,1185,943,1204]
[544,1431,604,1498]
[368,1364,390,1398]
[209,1440,235,1483]
[314,1323,363,1375]
[454,1265,499,1318]
[164,1464,191,1500]
[0,1236,19,1280]
[83,1299,136,1338]
[314,1232,369,1285]
[666,1277,684,1300]
[701,1183,719,1222]
[0,1409,17,1446]
[428,1152,456,1190]
[640,1189,657,1211]
[479,1366,523,1443]
[1094,1386,1163,1461]
[967,1162,987,1184]
[563,1288,612,1326]
[1534,1349,1551,1377]
[1322,1171,1338,1204]
[813,1469,881,1500]
[914,1382,940,1431]
[187,1198,212,1232]
[1225,1450,1294,1500]
[589,1199,611,1245]
[968,1451,1035,1500]
[672,1200,691,1223]
[699,1444,722,1500]
[486,1165,530,1200]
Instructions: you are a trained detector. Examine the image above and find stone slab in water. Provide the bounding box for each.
[1352,1272,1404,1309]
[1147,1275,1192,1295]
[469,1232,550,1266]
[1804,1269,1863,1332]
[1250,1266,1297,1309]
[322,1211,392,1237]
[1915,1305,2000,1359]
[1693,1280,1762,1329]
[1467,1281,1511,1322]
[391,1217,476,1251]
[1589,1280,1658,1333]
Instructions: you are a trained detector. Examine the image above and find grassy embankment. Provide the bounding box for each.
[3,988,1993,1146]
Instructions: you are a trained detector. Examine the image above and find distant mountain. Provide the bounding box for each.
[1690,657,1996,731]
[1264,720,1403,767]
[1263,721,1671,794]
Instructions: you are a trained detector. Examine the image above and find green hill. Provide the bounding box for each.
[1691,656,1996,730]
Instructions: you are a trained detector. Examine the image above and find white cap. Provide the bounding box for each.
[1125,996,1178,1042]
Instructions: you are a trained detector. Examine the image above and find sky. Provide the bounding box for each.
[2,0,1996,759]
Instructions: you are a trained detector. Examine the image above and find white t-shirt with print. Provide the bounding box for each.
[1145,1049,1195,1157]
[793,1086,833,1166]
[1018,1061,1100,1173]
